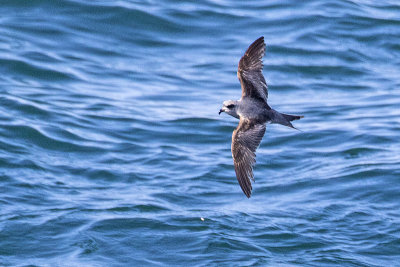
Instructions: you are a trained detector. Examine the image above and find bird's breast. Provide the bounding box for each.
[238,100,269,123]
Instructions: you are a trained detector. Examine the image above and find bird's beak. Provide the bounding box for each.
[219,109,224,115]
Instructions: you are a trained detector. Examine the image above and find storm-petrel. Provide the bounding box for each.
[219,36,303,198]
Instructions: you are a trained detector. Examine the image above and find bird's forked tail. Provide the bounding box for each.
[271,110,304,130]
[281,113,304,122]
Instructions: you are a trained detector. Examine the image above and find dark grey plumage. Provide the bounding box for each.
[220,36,304,198]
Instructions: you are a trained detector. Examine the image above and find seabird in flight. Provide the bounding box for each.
[219,36,303,198]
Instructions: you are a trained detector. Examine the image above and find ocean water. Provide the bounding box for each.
[1,0,400,266]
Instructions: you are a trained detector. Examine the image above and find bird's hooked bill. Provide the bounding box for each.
[219,109,223,115]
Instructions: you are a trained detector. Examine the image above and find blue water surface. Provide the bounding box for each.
[1,0,400,266]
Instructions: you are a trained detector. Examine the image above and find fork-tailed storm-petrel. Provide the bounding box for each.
[219,36,304,198]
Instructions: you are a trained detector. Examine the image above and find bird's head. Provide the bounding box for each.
[219,100,239,118]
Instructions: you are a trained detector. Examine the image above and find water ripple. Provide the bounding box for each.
[1,0,400,266]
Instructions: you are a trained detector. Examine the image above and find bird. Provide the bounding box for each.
[219,36,303,198]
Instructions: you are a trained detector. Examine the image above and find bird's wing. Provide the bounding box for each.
[231,119,266,198]
[237,36,268,103]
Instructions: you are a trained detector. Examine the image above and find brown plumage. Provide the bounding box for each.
[232,120,266,197]
[237,36,269,103]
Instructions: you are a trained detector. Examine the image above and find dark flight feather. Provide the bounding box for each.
[231,119,266,198]
[237,36,268,103]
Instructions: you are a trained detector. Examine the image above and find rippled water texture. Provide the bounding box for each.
[1,0,400,266]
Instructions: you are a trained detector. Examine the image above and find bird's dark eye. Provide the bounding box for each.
[227,104,235,109]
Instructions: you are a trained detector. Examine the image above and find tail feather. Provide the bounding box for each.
[281,113,304,122]
[271,110,304,129]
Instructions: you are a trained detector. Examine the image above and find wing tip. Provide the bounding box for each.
[240,183,252,198]
[239,36,266,73]
[256,36,264,43]
[247,36,265,54]
[234,165,253,198]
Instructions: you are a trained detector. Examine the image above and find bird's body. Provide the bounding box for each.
[219,36,303,198]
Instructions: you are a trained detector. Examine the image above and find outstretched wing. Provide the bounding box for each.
[237,36,268,103]
[231,119,266,198]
